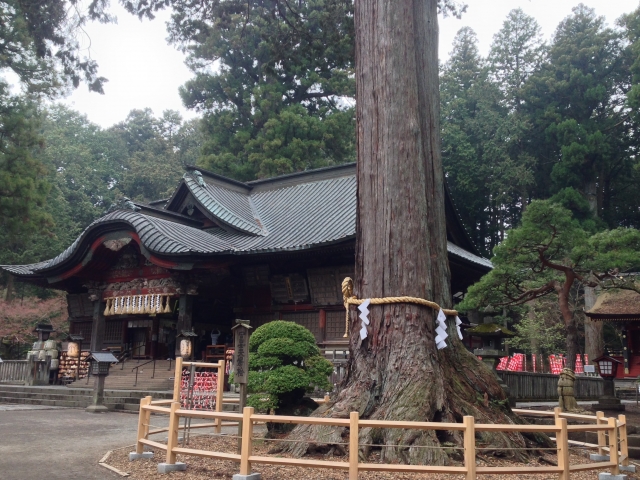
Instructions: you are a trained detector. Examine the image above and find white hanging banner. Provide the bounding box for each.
[436,308,448,350]
[358,299,371,340]
[455,316,464,340]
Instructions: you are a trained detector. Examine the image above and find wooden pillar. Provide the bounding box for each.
[90,300,106,352]
[176,294,193,358]
[319,309,327,344]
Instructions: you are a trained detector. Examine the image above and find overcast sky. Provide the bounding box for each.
[62,0,640,128]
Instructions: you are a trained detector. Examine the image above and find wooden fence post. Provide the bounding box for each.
[608,417,620,475]
[553,406,561,421]
[136,396,152,454]
[556,417,570,480]
[596,411,607,456]
[216,360,225,434]
[463,416,476,480]
[173,357,183,403]
[349,411,359,480]
[618,414,629,467]
[165,402,181,465]
[239,406,255,475]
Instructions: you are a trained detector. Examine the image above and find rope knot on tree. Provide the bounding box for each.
[341,277,459,337]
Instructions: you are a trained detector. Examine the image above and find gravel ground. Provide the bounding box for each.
[107,430,640,480]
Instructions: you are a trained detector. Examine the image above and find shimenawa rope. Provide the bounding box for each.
[341,277,458,337]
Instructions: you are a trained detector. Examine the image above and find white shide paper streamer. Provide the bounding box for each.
[455,316,463,340]
[435,308,448,349]
[358,299,371,340]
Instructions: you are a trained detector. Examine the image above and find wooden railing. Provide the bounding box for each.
[133,400,629,479]
[501,371,603,400]
[513,407,631,471]
[0,357,51,385]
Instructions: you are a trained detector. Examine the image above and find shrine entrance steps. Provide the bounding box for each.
[65,358,177,392]
[0,385,173,412]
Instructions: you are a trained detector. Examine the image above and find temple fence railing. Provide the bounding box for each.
[322,350,605,400]
[132,400,630,480]
[0,357,51,385]
[500,371,603,400]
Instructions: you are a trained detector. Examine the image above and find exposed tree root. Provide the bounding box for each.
[281,309,551,465]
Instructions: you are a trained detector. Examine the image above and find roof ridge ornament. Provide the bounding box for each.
[193,170,206,187]
[107,197,141,213]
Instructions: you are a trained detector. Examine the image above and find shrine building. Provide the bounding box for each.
[585,289,640,378]
[2,163,492,358]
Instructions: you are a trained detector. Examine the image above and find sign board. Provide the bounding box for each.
[583,365,596,374]
[232,320,251,384]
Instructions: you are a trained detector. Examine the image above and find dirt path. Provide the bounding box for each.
[0,405,139,480]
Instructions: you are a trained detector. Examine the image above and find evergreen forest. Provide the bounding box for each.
[1,1,640,356]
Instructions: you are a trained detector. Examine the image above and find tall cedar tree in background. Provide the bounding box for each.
[524,5,633,224]
[0,0,113,298]
[441,27,530,255]
[125,0,357,181]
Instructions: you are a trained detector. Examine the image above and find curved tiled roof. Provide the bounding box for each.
[183,173,264,235]
[3,166,492,279]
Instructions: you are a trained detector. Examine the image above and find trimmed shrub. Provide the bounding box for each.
[246,321,333,413]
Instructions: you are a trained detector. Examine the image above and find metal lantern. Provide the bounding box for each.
[593,354,621,378]
[87,352,118,376]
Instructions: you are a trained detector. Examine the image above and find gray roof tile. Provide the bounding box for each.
[3,167,492,277]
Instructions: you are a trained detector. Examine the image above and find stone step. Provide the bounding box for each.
[628,434,640,448]
[0,385,172,398]
[0,396,86,408]
[585,432,640,459]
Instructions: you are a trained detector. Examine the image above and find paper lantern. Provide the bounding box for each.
[46,349,59,359]
[180,339,192,358]
[50,359,59,370]
[67,342,80,358]
[43,340,57,350]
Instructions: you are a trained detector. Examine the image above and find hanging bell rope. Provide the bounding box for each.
[104,294,176,316]
[341,277,458,337]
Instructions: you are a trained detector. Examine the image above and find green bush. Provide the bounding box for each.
[246,321,333,413]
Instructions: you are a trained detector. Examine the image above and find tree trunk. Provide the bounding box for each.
[556,277,579,411]
[584,286,603,364]
[281,0,529,464]
[556,279,577,371]
[4,274,14,303]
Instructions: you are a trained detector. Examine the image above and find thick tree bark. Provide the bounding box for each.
[282,0,529,464]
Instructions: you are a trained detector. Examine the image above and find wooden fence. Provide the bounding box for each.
[0,357,51,385]
[133,398,630,479]
[323,352,604,401]
[501,371,603,400]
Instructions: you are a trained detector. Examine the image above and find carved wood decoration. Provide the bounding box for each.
[102,277,180,298]
[307,266,355,306]
[270,274,309,303]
